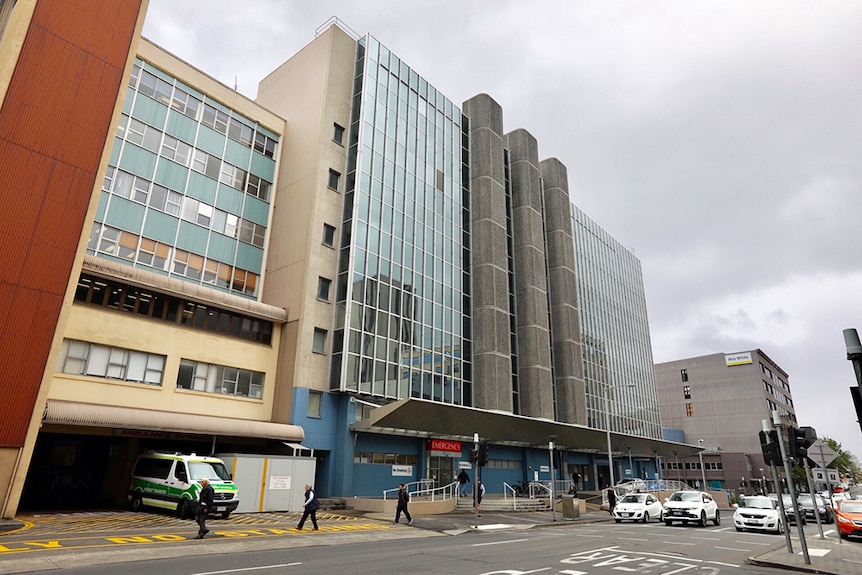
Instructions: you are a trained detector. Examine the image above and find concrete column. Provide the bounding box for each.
[463,94,513,413]
[505,129,554,419]
[540,158,586,425]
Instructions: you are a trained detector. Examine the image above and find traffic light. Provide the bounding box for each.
[851,386,862,435]
[759,430,781,466]
[468,448,478,464]
[788,426,817,461]
[477,443,489,467]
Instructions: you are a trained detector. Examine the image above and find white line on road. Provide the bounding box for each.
[192,564,301,575]
[472,538,530,547]
[708,560,741,568]
[715,546,749,552]
[737,540,772,546]
[689,536,720,541]
[662,540,696,546]
[618,537,649,542]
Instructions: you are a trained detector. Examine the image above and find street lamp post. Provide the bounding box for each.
[697,439,707,490]
[626,445,633,480]
[600,382,634,489]
[549,437,556,522]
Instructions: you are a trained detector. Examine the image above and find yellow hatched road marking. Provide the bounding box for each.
[0,522,393,554]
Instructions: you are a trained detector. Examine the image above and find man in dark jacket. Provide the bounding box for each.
[457,469,470,497]
[297,484,319,530]
[394,483,412,524]
[194,478,214,539]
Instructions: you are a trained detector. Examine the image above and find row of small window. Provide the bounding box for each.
[103,166,266,247]
[353,452,417,465]
[88,223,259,296]
[759,362,789,391]
[56,339,265,399]
[116,114,272,201]
[177,359,264,399]
[663,461,723,471]
[74,274,273,345]
[763,380,793,406]
[130,62,277,158]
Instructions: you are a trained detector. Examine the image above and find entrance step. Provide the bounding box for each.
[455,496,549,512]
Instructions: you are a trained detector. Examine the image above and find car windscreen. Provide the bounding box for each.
[669,492,700,502]
[189,461,232,481]
[620,494,644,503]
[742,498,773,509]
[840,502,862,513]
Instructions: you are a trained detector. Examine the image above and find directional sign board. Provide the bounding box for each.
[808,439,838,468]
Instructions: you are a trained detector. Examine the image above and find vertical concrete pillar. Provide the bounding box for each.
[463,94,513,413]
[505,129,554,419]
[540,158,586,425]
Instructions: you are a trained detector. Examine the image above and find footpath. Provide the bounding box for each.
[2,504,862,574]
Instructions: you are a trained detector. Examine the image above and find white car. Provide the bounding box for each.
[612,492,664,523]
[663,490,720,527]
[733,495,783,533]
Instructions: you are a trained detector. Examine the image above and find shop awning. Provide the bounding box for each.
[350,397,700,458]
[44,400,304,442]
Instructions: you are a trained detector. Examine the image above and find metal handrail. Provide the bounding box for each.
[383,479,456,501]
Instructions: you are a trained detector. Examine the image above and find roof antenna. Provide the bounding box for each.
[234,75,238,91]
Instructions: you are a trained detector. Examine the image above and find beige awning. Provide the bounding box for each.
[44,400,304,441]
[350,397,700,458]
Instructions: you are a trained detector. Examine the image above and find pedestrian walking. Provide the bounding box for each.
[607,486,617,515]
[476,480,485,516]
[296,484,319,530]
[194,478,214,539]
[394,483,413,524]
[571,470,581,496]
[457,469,471,497]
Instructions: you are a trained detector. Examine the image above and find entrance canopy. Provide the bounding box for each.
[44,400,304,442]
[350,398,700,458]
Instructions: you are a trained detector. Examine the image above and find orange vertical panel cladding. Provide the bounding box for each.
[0,0,144,447]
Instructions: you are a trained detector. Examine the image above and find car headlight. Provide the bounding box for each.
[837,515,853,524]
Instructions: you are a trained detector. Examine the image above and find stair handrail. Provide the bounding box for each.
[383,479,459,502]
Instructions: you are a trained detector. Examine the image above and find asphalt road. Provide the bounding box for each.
[1,509,814,575]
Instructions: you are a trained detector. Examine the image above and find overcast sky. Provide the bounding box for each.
[143,0,862,459]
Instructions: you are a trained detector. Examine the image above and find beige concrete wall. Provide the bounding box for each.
[51,305,282,420]
[349,497,457,515]
[256,25,357,409]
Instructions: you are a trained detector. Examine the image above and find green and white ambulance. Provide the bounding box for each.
[128,452,240,519]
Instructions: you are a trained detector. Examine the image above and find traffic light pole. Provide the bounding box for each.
[772,414,810,564]
[801,456,825,540]
[768,461,793,554]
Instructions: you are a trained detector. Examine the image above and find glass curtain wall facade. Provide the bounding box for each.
[88,58,279,299]
[330,36,472,405]
[571,204,661,439]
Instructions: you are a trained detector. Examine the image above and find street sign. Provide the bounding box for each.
[807,440,838,468]
[458,461,472,469]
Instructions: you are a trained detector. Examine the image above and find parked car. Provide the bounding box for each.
[772,493,807,525]
[834,499,862,540]
[733,495,783,533]
[612,493,664,523]
[663,490,720,527]
[797,494,834,524]
[616,478,646,493]
[828,492,850,508]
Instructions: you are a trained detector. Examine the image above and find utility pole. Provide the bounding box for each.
[771,413,810,564]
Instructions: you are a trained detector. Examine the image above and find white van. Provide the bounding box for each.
[128,452,239,518]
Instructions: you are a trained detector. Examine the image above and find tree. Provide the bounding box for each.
[818,437,861,484]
